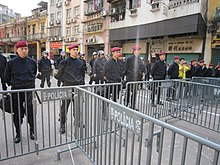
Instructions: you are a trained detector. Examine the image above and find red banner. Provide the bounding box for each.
[50,42,62,49]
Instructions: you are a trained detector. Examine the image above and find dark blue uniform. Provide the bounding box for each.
[103,58,121,102]
[195,65,203,77]
[4,55,37,139]
[56,56,85,127]
[93,58,106,84]
[56,56,66,86]
[0,53,7,90]
[38,57,52,88]
[123,55,145,109]
[151,59,167,106]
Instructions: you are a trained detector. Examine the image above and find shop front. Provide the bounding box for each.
[165,38,203,64]
[50,42,62,60]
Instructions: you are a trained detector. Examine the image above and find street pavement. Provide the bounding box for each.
[0,75,219,165]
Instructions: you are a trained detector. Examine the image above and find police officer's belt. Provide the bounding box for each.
[13,80,35,87]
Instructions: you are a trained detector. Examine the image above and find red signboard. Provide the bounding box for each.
[50,42,62,49]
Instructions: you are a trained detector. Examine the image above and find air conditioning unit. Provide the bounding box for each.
[64,0,70,6]
[111,8,116,14]
[64,38,69,42]
[58,37,62,41]
[56,19,61,24]
[71,37,77,42]
[56,2,62,7]
[53,37,57,41]
[50,38,53,41]
[101,10,107,17]
[49,21,54,26]
[71,18,76,23]
[66,19,71,24]
[150,1,160,12]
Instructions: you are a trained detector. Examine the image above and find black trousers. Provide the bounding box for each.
[12,85,35,135]
[40,71,51,88]
[151,82,162,104]
[95,73,104,84]
[0,71,7,90]
[105,82,120,102]
[126,83,138,109]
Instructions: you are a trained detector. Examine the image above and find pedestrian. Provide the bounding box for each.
[38,51,52,88]
[145,60,151,81]
[202,64,207,76]
[195,60,205,77]
[55,43,85,134]
[79,53,87,85]
[4,41,37,143]
[56,51,66,86]
[167,56,180,100]
[103,47,121,102]
[213,65,220,77]
[186,59,197,79]
[123,45,145,109]
[203,64,214,77]
[0,52,7,90]
[179,61,189,80]
[151,51,167,107]
[93,50,106,84]
[89,52,97,85]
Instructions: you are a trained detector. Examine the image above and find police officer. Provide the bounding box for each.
[214,65,220,77]
[4,41,37,143]
[55,43,85,134]
[103,47,121,102]
[93,50,106,84]
[151,51,167,107]
[0,52,7,90]
[195,60,204,77]
[38,51,52,88]
[56,51,66,86]
[203,64,214,77]
[167,56,180,100]
[123,45,145,109]
[89,52,97,85]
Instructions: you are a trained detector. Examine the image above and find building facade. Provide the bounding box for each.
[0,4,21,24]
[108,0,207,64]
[204,0,220,66]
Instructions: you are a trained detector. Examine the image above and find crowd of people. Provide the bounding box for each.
[0,40,220,143]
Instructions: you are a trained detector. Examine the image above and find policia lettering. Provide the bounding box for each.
[42,89,72,102]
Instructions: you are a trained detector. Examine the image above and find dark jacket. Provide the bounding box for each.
[4,56,37,86]
[214,70,220,77]
[203,68,213,77]
[186,65,196,78]
[38,57,52,72]
[151,60,167,80]
[80,58,87,77]
[195,65,203,77]
[168,62,179,79]
[55,57,85,85]
[123,55,145,81]
[0,53,7,75]
[103,58,121,83]
[89,58,96,69]
[93,58,105,75]
[56,56,65,69]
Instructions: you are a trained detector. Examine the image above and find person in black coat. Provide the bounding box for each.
[195,60,204,77]
[214,66,220,77]
[4,41,37,143]
[55,43,85,134]
[56,51,66,86]
[123,45,145,109]
[38,51,52,88]
[151,51,167,107]
[0,53,7,90]
[103,47,122,102]
[203,64,214,77]
[79,53,87,85]
[167,56,180,100]
[93,50,106,84]
[186,59,197,79]
[145,60,151,81]
[89,52,97,85]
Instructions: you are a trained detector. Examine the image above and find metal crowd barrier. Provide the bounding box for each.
[124,80,220,133]
[192,77,220,86]
[68,86,220,165]
[0,83,220,164]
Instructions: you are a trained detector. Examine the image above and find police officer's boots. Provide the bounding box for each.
[14,134,21,143]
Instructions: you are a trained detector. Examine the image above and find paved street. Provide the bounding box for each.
[0,76,220,165]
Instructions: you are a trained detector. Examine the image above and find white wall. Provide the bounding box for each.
[110,0,205,29]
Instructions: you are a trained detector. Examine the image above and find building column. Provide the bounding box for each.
[204,32,212,64]
[37,41,41,60]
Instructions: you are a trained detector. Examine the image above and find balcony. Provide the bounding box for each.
[2,38,10,43]
[27,33,46,41]
[10,36,26,42]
